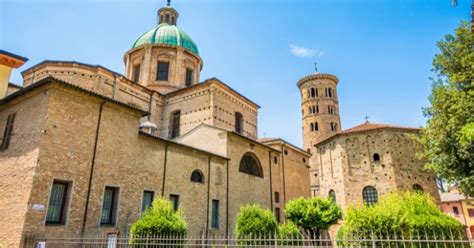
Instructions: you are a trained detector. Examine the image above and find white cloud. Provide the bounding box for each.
[289,44,324,58]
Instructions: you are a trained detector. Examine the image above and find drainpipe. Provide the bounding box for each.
[268,151,273,210]
[225,159,229,237]
[161,144,169,197]
[282,144,287,204]
[205,156,212,237]
[81,101,105,236]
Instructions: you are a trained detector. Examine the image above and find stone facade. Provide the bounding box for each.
[315,124,439,209]
[0,78,310,247]
[0,4,311,247]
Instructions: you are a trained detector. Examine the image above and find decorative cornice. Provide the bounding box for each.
[297,73,339,88]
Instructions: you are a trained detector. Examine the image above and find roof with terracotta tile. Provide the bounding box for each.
[316,121,420,146]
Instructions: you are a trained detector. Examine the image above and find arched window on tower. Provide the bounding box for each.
[190,170,204,183]
[235,112,243,134]
[314,122,318,131]
[132,64,141,83]
[239,153,263,178]
[171,16,175,25]
[310,88,316,98]
[316,105,319,113]
[362,186,378,205]
[165,14,170,24]
[328,88,333,97]
[310,123,314,132]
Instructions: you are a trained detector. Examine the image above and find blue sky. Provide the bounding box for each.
[1,0,470,146]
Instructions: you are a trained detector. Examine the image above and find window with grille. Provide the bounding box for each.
[212,200,219,228]
[46,180,70,224]
[170,111,181,138]
[170,194,180,211]
[190,170,204,183]
[142,191,155,212]
[235,112,243,134]
[1,112,16,151]
[239,153,263,178]
[185,68,194,86]
[132,65,140,83]
[362,186,378,205]
[156,62,169,81]
[101,186,119,225]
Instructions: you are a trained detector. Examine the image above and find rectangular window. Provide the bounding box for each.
[274,192,280,203]
[101,186,119,225]
[132,65,141,83]
[468,208,474,217]
[453,206,459,215]
[142,191,155,212]
[275,207,281,223]
[185,68,194,87]
[169,194,180,211]
[170,111,181,138]
[46,180,70,224]
[1,112,16,151]
[212,200,220,228]
[235,112,243,134]
[156,62,169,81]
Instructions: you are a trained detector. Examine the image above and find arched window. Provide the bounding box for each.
[190,170,204,183]
[170,111,181,138]
[413,184,423,193]
[239,153,263,178]
[316,105,319,113]
[329,190,336,202]
[235,112,243,134]
[310,88,316,98]
[310,123,314,132]
[362,186,378,205]
[314,122,318,131]
[373,153,380,163]
[328,88,333,97]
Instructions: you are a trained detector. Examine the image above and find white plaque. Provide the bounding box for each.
[32,204,45,211]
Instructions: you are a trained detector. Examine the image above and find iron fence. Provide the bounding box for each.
[30,232,474,248]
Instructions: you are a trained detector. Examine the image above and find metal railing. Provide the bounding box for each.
[30,231,474,248]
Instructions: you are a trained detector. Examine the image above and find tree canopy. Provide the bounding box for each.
[418,21,474,196]
[284,197,342,232]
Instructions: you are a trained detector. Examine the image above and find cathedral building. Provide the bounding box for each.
[0,3,311,247]
[297,73,440,208]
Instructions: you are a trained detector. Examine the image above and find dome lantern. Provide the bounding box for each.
[157,0,179,25]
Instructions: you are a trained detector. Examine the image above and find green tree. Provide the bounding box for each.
[418,21,474,196]
[284,197,342,235]
[130,198,187,246]
[234,204,278,238]
[338,191,463,246]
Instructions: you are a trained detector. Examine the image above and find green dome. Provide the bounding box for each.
[131,23,199,56]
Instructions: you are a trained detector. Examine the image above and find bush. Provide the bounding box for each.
[235,204,278,238]
[339,191,464,247]
[284,197,342,233]
[278,221,303,245]
[130,198,187,246]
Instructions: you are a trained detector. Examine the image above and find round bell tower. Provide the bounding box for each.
[297,72,341,196]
